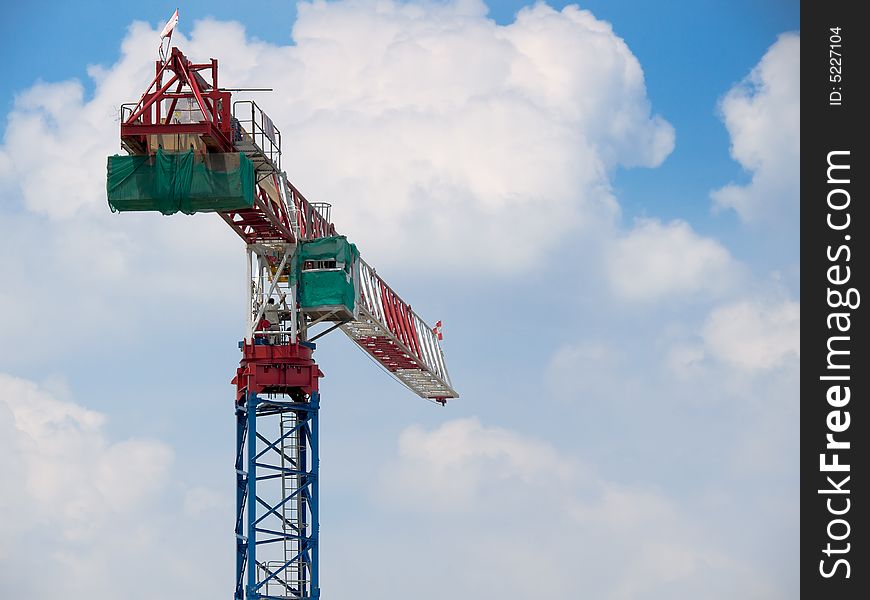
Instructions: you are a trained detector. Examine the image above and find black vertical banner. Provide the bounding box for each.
[803,2,868,598]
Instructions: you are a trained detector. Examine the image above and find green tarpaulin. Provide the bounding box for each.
[299,270,357,311]
[294,236,359,314]
[297,235,358,268]
[107,149,255,215]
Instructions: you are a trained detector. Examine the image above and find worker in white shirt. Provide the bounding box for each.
[263,295,288,344]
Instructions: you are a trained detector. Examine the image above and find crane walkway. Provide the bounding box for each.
[340,259,457,401]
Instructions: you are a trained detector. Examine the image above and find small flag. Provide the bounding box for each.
[433,320,443,340]
[160,9,179,39]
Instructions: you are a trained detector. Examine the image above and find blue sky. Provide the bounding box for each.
[0,2,799,598]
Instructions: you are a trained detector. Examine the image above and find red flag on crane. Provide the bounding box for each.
[160,9,179,39]
[433,320,443,340]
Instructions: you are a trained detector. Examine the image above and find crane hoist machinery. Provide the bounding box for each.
[106,45,458,600]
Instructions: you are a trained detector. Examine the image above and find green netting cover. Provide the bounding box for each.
[297,235,358,266]
[299,270,357,311]
[107,149,255,215]
[294,236,360,313]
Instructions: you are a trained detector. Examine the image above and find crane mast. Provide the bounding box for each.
[108,46,457,599]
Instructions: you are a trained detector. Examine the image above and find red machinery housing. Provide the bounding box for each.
[233,342,323,403]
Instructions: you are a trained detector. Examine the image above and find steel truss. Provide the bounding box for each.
[236,392,320,599]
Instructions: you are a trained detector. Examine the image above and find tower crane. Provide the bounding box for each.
[107,42,457,600]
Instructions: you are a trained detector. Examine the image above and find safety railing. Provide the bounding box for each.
[355,258,452,386]
[284,181,336,240]
[233,100,282,171]
[120,103,136,124]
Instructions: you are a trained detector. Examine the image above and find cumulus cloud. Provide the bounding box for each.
[712,33,799,225]
[702,298,799,370]
[0,374,173,542]
[383,417,574,510]
[0,373,180,599]
[270,0,673,271]
[0,374,232,599]
[0,0,678,369]
[606,218,741,302]
[0,21,243,366]
[0,5,800,598]
[364,416,783,599]
[0,208,241,368]
[0,0,673,275]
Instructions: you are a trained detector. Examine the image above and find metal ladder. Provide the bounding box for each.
[260,411,310,598]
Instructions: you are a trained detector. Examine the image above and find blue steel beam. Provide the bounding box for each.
[236,391,320,599]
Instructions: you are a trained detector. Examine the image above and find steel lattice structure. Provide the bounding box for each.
[109,43,457,599]
[236,392,320,599]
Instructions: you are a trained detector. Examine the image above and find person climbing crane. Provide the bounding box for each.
[262,294,289,344]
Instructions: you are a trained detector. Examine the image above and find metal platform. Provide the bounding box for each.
[302,304,355,325]
[339,259,457,402]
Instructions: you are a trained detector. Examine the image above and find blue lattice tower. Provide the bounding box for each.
[234,342,323,599]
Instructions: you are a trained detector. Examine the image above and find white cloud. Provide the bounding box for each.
[0,208,242,368]
[264,0,673,271]
[702,298,799,370]
[383,416,574,510]
[0,1,673,275]
[0,374,231,599]
[712,33,799,224]
[0,6,801,599]
[606,218,741,301]
[0,373,173,542]
[366,416,785,599]
[0,0,677,370]
[0,18,246,367]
